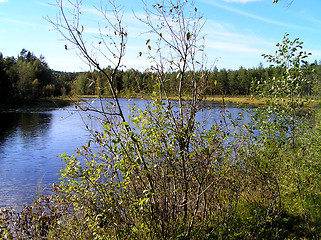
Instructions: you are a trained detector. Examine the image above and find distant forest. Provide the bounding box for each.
[1,49,321,102]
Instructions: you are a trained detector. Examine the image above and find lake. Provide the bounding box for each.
[0,98,253,210]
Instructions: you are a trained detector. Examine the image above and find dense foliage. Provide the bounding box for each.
[0,49,56,101]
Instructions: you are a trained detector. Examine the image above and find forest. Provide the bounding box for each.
[1,49,321,102]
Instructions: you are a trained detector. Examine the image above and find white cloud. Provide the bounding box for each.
[200,19,276,69]
[201,0,300,29]
[223,0,262,3]
[303,15,321,26]
[0,17,42,30]
[46,56,90,72]
[0,0,8,3]
[207,40,263,55]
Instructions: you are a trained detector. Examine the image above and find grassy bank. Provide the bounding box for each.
[77,93,267,106]
[2,95,318,110]
[78,94,321,109]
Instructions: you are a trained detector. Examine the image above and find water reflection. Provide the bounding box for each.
[0,99,254,210]
[0,111,53,209]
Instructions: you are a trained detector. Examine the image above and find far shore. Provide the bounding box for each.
[77,94,267,106]
[1,94,320,111]
[0,97,80,110]
[78,94,321,108]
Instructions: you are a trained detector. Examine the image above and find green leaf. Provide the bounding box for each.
[122,121,129,126]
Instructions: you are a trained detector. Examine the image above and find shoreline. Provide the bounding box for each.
[0,97,80,111]
[1,95,319,111]
[78,94,267,106]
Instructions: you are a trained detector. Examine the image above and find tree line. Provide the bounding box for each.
[68,62,321,97]
[1,49,321,102]
[0,49,76,103]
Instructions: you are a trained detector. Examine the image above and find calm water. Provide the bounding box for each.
[0,98,252,210]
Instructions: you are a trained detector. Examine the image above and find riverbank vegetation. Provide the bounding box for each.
[1,0,321,239]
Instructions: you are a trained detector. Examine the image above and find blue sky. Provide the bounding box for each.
[0,0,320,72]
